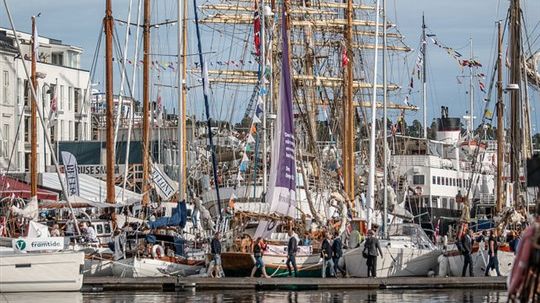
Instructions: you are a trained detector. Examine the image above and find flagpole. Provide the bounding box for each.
[142,0,151,206]
[422,13,427,139]
[30,16,37,197]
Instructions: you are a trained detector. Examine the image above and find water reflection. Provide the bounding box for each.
[0,289,507,303]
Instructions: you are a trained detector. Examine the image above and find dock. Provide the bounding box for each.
[82,276,507,292]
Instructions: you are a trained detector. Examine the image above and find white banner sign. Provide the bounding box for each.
[151,164,177,200]
[12,237,64,252]
[61,151,80,196]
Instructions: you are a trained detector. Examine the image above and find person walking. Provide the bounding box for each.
[251,237,270,278]
[286,230,298,277]
[485,229,501,276]
[320,232,335,278]
[461,229,474,277]
[332,231,345,277]
[210,231,224,278]
[363,229,383,278]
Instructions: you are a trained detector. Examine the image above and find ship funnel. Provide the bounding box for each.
[436,106,460,144]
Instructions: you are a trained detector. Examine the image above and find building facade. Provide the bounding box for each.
[0,27,90,173]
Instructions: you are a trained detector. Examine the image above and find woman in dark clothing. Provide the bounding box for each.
[250,237,270,278]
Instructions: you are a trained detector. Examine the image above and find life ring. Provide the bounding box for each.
[415,186,423,196]
[151,244,165,259]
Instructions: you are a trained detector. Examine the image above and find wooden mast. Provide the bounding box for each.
[177,0,186,202]
[509,0,521,207]
[30,16,37,197]
[343,0,354,204]
[142,0,151,205]
[496,21,504,213]
[104,0,115,204]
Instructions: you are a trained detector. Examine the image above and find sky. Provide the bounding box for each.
[1,0,539,132]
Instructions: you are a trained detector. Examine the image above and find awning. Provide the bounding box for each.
[0,176,59,201]
[40,172,142,205]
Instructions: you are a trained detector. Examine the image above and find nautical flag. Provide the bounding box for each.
[255,4,296,239]
[479,81,486,93]
[341,47,349,67]
[247,133,256,143]
[253,0,261,57]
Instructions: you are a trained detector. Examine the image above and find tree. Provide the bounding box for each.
[533,133,540,150]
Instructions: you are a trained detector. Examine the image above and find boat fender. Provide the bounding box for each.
[151,244,165,259]
[415,186,423,196]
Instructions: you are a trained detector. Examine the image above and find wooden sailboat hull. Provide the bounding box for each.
[220,250,323,278]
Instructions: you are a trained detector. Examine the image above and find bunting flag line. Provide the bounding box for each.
[253,0,261,57]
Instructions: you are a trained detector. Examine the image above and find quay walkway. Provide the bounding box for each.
[82,276,507,292]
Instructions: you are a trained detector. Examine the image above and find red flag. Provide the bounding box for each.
[341,47,349,67]
[479,81,486,93]
[253,1,261,57]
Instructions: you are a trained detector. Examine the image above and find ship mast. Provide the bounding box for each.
[343,0,355,205]
[421,14,427,139]
[366,0,381,229]
[177,0,187,202]
[496,21,504,213]
[104,0,115,204]
[509,0,522,207]
[142,0,151,206]
[30,16,37,197]
[382,0,388,237]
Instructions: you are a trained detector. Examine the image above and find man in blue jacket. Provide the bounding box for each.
[286,230,298,277]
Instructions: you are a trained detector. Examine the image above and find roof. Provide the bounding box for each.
[40,173,142,205]
[0,176,59,201]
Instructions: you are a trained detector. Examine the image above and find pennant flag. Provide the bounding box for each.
[156,88,163,127]
[242,153,249,163]
[247,133,256,143]
[236,172,244,182]
[47,84,58,127]
[479,81,486,93]
[252,114,261,124]
[484,109,493,120]
[250,124,257,134]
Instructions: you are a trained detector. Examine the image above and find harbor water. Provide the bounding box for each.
[1,289,508,303]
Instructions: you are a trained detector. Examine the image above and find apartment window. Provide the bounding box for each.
[24,80,29,106]
[24,152,30,171]
[74,122,80,141]
[16,78,21,104]
[1,124,9,157]
[450,198,456,209]
[432,176,436,185]
[59,85,64,110]
[51,52,63,66]
[458,179,462,187]
[3,70,9,104]
[413,175,425,185]
[442,198,448,209]
[24,117,30,142]
[74,88,81,113]
[445,178,449,186]
[437,176,441,185]
[83,122,87,139]
[68,87,72,110]
[69,121,73,140]
[60,120,65,140]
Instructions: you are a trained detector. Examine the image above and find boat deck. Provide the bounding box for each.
[83,276,507,291]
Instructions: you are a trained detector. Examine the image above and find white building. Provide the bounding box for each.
[0,28,90,173]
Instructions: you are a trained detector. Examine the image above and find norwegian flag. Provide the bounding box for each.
[434,219,440,242]
[479,81,486,93]
[253,1,261,57]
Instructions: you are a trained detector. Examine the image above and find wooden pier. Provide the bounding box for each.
[83,276,507,292]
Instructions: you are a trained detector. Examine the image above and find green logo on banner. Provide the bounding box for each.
[15,239,26,251]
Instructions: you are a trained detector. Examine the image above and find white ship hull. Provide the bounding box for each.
[344,240,441,277]
[112,257,203,277]
[0,250,84,292]
[442,248,514,277]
